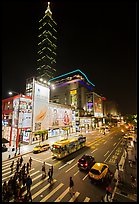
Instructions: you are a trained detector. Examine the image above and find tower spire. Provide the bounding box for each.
[45,2,52,16]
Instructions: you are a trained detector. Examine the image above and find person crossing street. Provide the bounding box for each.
[29,157,32,169]
[10,161,14,174]
[42,162,46,179]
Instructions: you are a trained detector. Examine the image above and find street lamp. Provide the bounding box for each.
[8,91,20,96]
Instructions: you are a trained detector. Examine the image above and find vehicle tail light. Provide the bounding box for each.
[84,163,88,166]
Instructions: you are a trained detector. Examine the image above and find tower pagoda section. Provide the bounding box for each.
[37,2,57,80]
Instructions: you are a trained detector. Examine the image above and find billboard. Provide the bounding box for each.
[33,82,50,131]
[49,104,72,128]
[18,97,32,128]
[93,92,103,117]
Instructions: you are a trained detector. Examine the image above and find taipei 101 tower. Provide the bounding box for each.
[36,2,57,80]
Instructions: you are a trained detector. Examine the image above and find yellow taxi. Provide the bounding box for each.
[88,163,109,182]
[33,142,50,153]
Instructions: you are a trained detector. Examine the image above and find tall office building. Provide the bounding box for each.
[37,2,57,80]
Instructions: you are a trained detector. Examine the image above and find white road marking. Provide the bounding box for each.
[74,170,79,176]
[65,163,77,173]
[59,159,75,170]
[2,165,16,172]
[23,175,51,196]
[32,179,57,199]
[82,174,88,181]
[104,150,109,157]
[84,197,90,202]
[55,187,70,202]
[113,142,116,146]
[91,148,97,154]
[32,157,52,166]
[104,138,122,163]
[104,141,107,144]
[40,183,64,202]
[68,192,80,202]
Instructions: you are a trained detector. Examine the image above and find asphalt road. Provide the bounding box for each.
[2,127,133,202]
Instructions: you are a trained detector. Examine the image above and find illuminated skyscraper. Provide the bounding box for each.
[37,2,57,80]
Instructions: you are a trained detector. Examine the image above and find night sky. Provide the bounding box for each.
[2,0,137,115]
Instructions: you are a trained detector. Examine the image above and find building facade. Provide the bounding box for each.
[49,69,105,131]
[37,2,57,80]
[2,95,32,149]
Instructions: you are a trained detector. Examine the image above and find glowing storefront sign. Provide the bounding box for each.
[93,92,103,117]
[70,90,77,95]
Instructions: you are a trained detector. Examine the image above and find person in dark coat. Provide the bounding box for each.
[20,156,23,166]
[26,175,32,193]
[10,161,14,174]
[26,162,30,174]
[29,157,32,169]
[69,177,75,195]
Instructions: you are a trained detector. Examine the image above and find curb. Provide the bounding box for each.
[2,151,33,162]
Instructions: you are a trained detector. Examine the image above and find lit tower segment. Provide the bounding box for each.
[37,2,57,80]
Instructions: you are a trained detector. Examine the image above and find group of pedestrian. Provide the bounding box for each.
[41,162,54,184]
[2,156,33,202]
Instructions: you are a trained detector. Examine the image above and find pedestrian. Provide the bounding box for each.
[48,168,52,183]
[50,165,53,180]
[42,162,46,179]
[27,162,30,174]
[26,175,32,193]
[22,163,26,174]
[29,157,32,169]
[106,185,112,201]
[20,156,23,167]
[23,172,27,187]
[10,160,14,174]
[69,176,75,195]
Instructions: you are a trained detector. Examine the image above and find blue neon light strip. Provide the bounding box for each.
[79,80,93,90]
[48,69,95,87]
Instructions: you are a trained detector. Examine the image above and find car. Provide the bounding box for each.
[33,142,50,153]
[88,162,110,182]
[78,154,96,171]
[2,144,8,152]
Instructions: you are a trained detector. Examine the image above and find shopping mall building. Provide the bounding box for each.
[2,70,118,149]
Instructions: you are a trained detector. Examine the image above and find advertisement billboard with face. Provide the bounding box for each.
[33,82,50,131]
[18,97,32,128]
[49,104,72,128]
[93,92,103,117]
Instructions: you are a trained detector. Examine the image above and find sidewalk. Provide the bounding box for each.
[113,143,137,202]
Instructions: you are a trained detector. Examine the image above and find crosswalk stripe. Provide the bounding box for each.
[32,179,57,200]
[55,187,70,202]
[30,170,40,177]
[2,173,14,181]
[40,183,64,202]
[2,168,34,182]
[32,174,42,182]
[84,197,90,202]
[23,176,49,196]
[68,192,80,202]
[2,166,16,172]
[2,171,13,176]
